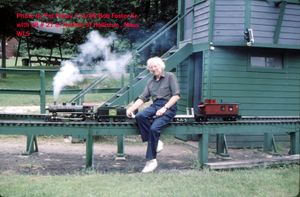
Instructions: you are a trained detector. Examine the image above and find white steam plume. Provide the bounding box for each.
[53,30,132,101]
[53,61,83,100]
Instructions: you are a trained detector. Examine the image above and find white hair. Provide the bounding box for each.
[147,57,165,70]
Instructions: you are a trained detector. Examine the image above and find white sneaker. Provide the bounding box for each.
[142,159,158,173]
[156,140,164,153]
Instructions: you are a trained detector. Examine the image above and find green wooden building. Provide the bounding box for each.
[176,0,300,117]
[103,0,300,147]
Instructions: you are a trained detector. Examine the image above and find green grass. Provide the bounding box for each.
[0,166,299,197]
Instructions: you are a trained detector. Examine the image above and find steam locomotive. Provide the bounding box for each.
[47,99,240,122]
[47,103,127,122]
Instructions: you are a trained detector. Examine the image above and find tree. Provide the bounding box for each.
[0,3,19,78]
[0,0,178,68]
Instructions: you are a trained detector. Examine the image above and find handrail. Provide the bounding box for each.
[0,68,120,112]
[0,68,58,74]
[69,74,108,103]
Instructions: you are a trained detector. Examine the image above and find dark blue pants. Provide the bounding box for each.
[135,99,177,160]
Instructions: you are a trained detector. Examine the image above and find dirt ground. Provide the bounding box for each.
[0,135,293,175]
[0,136,200,175]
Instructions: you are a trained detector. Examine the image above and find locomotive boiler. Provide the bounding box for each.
[47,103,94,121]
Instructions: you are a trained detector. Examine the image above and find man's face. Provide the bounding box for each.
[148,64,162,76]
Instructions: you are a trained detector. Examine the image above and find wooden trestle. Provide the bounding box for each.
[0,113,299,169]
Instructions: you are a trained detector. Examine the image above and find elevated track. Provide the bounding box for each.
[0,113,299,169]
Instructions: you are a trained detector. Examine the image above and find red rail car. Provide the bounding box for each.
[195,99,240,121]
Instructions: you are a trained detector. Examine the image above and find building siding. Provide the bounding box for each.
[213,0,245,43]
[250,0,280,44]
[184,0,194,42]
[278,3,300,45]
[202,46,300,116]
[182,0,300,48]
[192,0,210,44]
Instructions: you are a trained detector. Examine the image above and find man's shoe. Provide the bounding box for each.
[142,159,158,173]
[156,140,164,153]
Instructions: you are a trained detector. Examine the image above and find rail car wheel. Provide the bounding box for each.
[195,115,207,122]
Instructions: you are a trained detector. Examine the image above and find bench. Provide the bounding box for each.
[23,55,70,67]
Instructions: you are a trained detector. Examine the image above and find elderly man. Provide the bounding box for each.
[126,56,180,173]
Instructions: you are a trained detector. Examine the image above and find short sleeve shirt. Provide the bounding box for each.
[139,71,180,102]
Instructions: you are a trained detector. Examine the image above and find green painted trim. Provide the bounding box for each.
[192,43,210,52]
[208,0,215,43]
[165,43,193,67]
[0,122,298,136]
[212,42,300,50]
[177,0,185,44]
[191,3,195,43]
[245,0,251,29]
[272,0,300,4]
[194,0,207,5]
[187,57,195,107]
[201,51,209,100]
[273,2,286,44]
[207,50,213,98]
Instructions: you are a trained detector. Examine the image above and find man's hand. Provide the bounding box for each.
[126,99,144,118]
[156,107,167,117]
[126,109,133,118]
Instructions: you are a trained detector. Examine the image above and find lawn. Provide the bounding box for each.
[0,166,299,197]
[0,58,123,106]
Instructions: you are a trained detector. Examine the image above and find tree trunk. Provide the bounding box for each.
[144,0,151,21]
[1,36,6,78]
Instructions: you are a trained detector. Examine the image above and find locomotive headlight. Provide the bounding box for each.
[229,106,233,111]
[109,109,117,116]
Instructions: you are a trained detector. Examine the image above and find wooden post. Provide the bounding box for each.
[24,135,38,155]
[264,133,273,152]
[198,133,209,166]
[290,132,300,154]
[86,129,94,169]
[116,135,125,159]
[40,70,46,114]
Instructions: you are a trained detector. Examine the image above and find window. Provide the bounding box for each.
[247,49,285,73]
[250,55,283,69]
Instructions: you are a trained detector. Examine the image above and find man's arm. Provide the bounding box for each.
[156,95,180,117]
[126,98,144,118]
